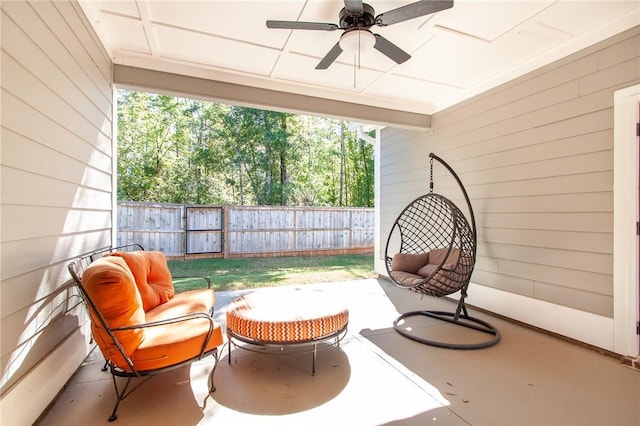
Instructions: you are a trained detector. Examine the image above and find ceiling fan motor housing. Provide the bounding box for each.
[339,3,376,29]
[266,1,455,69]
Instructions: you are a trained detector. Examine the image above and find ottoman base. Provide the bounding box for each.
[225,288,350,375]
[227,324,347,375]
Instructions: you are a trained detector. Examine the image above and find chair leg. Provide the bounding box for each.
[108,376,132,422]
[107,374,152,422]
[312,343,317,376]
[208,348,220,393]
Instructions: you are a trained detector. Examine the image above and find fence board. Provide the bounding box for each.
[117,202,374,258]
[185,206,223,254]
[187,231,222,254]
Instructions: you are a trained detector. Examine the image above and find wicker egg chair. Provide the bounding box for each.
[384,153,500,349]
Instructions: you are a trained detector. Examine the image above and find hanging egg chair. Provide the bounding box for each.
[384,153,500,349]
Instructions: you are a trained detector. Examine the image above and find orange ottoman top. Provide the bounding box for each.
[226,288,349,344]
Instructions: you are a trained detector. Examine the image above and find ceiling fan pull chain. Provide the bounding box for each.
[358,30,362,70]
[353,30,362,88]
[353,54,357,88]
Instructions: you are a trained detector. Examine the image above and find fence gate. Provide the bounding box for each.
[185,206,223,255]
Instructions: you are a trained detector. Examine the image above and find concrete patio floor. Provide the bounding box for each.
[37,278,639,426]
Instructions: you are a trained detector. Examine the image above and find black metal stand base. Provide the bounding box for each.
[393,310,501,350]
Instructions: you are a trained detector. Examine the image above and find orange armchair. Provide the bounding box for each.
[68,247,224,422]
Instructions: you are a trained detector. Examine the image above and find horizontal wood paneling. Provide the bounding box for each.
[1,91,112,170]
[0,167,112,209]
[379,26,640,320]
[480,228,612,253]
[3,0,112,123]
[0,1,113,423]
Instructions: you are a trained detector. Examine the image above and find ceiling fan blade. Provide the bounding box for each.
[266,20,339,31]
[376,0,454,26]
[315,42,343,70]
[343,0,364,14]
[373,34,411,64]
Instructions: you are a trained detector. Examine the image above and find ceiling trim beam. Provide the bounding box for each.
[113,65,432,130]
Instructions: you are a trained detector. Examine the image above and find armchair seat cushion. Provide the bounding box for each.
[136,288,221,371]
[145,289,216,321]
[130,316,223,372]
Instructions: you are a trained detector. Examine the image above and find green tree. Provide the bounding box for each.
[117,91,191,202]
[222,107,297,205]
[116,90,374,207]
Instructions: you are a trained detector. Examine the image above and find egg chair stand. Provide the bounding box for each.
[385,153,500,349]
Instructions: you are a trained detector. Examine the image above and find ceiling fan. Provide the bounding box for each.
[266,0,454,70]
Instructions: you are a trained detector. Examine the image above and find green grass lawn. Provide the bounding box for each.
[168,254,375,292]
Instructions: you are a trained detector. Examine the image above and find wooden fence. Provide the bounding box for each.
[117,202,375,258]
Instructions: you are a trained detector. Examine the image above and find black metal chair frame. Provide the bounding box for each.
[68,244,220,422]
[385,153,500,349]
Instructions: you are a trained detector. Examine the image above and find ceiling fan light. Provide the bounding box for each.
[339,30,376,54]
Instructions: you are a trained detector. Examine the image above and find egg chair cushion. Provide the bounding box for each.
[391,252,430,274]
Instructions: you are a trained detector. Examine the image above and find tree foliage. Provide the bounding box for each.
[117,90,374,207]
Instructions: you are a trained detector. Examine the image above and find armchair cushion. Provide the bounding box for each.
[131,313,223,371]
[145,289,216,321]
[82,256,145,369]
[110,251,174,311]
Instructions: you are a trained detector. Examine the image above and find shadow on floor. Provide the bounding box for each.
[211,343,351,415]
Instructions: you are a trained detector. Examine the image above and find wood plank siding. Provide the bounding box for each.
[378,27,640,321]
[0,1,113,424]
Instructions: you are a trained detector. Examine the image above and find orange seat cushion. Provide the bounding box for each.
[82,256,145,370]
[145,289,216,322]
[110,251,174,311]
[130,315,224,372]
[226,289,349,344]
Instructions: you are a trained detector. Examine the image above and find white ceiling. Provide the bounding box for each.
[80,0,639,116]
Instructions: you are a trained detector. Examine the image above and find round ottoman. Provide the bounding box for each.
[226,288,349,374]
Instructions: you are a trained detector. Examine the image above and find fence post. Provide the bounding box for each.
[349,208,353,249]
[223,204,230,259]
[293,208,297,252]
[182,204,187,259]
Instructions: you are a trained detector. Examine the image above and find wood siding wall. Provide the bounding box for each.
[0,1,113,424]
[379,27,640,321]
[117,202,375,257]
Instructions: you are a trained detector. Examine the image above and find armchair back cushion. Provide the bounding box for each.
[82,256,145,369]
[110,251,174,311]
